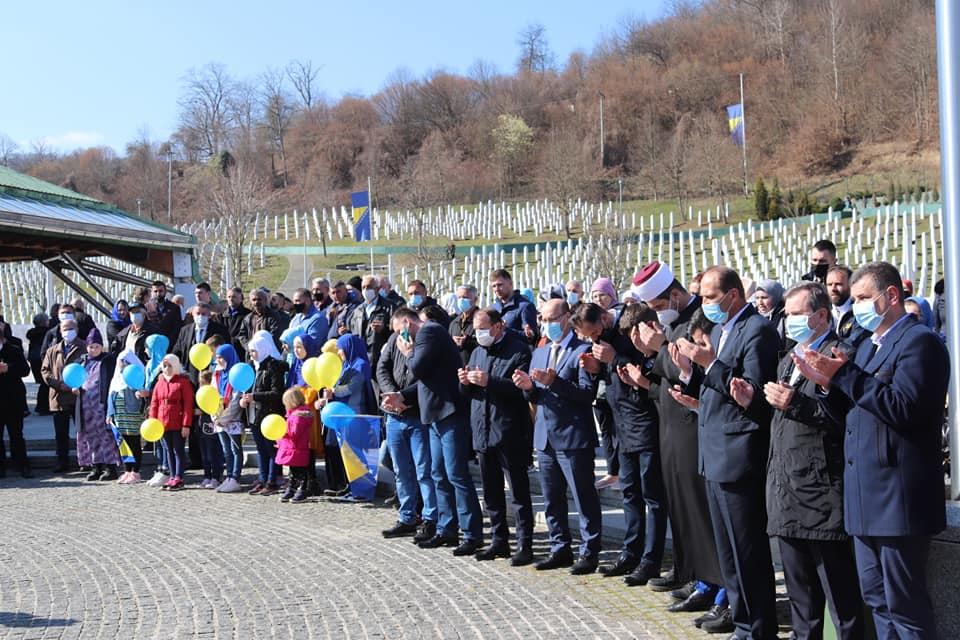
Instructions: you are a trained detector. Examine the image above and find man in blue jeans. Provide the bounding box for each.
[383,307,484,556]
[378,313,437,542]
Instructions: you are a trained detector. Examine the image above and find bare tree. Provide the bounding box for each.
[286,59,321,110]
[260,68,295,188]
[177,63,236,161]
[517,23,554,73]
[0,134,18,166]
[664,114,694,217]
[537,126,593,239]
[206,163,272,289]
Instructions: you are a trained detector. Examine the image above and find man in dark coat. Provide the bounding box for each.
[794,261,949,639]
[573,302,667,585]
[150,281,183,347]
[326,281,359,341]
[672,266,780,640]
[801,239,838,284]
[41,318,86,472]
[449,284,479,367]
[26,313,51,415]
[110,304,158,363]
[512,299,601,575]
[348,275,393,377]
[217,287,251,361]
[460,308,534,565]
[0,320,31,476]
[758,282,865,639]
[239,289,282,353]
[489,268,538,343]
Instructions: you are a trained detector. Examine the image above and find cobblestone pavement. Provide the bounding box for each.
[0,473,791,639]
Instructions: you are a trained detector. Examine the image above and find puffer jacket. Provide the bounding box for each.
[149,374,195,431]
[41,339,85,412]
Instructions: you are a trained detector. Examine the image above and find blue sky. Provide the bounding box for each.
[1,0,669,154]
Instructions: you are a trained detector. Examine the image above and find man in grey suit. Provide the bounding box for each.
[512,299,601,575]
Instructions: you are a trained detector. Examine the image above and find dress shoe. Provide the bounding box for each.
[648,567,680,592]
[510,546,534,566]
[670,581,697,601]
[667,589,715,613]
[248,482,265,495]
[475,543,511,561]
[417,534,459,549]
[570,556,599,575]
[701,606,734,634]
[599,553,640,577]
[99,467,118,481]
[694,604,725,628]
[86,467,102,481]
[534,548,574,570]
[260,482,281,496]
[412,520,436,544]
[382,521,419,538]
[452,539,483,557]
[323,487,349,497]
[623,564,660,586]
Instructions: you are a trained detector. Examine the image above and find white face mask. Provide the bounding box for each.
[476,328,495,347]
[656,296,680,326]
[63,329,78,342]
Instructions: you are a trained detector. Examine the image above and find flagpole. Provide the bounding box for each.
[739,72,749,197]
[367,175,374,271]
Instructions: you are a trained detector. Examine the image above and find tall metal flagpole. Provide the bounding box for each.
[739,73,749,197]
[368,176,374,271]
[935,0,960,500]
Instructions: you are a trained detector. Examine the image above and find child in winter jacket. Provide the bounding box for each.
[277,387,312,503]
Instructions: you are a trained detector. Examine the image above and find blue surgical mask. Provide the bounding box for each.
[196,315,210,329]
[785,314,816,344]
[566,291,579,305]
[853,295,887,332]
[131,312,145,326]
[409,294,423,308]
[702,291,731,325]
[543,321,564,342]
[456,297,472,313]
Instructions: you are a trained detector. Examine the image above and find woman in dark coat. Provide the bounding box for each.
[241,330,289,496]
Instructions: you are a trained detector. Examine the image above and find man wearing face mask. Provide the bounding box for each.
[41,303,76,356]
[459,308,534,565]
[802,239,838,285]
[512,299,601,574]
[748,282,865,640]
[173,304,228,388]
[110,303,157,363]
[310,278,332,314]
[286,287,329,351]
[671,266,780,640]
[793,262,949,638]
[42,318,86,472]
[449,284,479,367]
[348,275,393,379]
[378,276,404,310]
[70,298,97,341]
[565,280,584,307]
[239,289,282,355]
[406,279,441,314]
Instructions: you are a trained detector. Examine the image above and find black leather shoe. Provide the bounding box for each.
[667,589,715,613]
[452,539,483,556]
[623,563,660,586]
[412,521,436,544]
[670,581,697,601]
[701,606,734,634]
[570,556,599,575]
[694,604,727,629]
[20,465,33,479]
[599,553,640,577]
[648,567,680,591]
[475,543,511,561]
[534,548,574,570]
[510,546,534,566]
[86,467,101,481]
[417,534,459,549]
[99,467,118,481]
[382,521,419,538]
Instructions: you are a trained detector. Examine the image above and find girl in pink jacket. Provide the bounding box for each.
[277,388,312,503]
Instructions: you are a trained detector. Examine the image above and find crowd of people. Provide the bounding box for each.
[0,237,951,640]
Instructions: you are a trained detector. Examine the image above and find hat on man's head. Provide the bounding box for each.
[631,261,674,301]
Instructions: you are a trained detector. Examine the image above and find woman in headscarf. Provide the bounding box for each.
[106,349,147,483]
[212,344,245,493]
[106,299,131,346]
[906,296,938,331]
[141,333,172,487]
[74,329,119,481]
[241,330,289,496]
[288,334,323,496]
[754,279,790,352]
[148,354,194,491]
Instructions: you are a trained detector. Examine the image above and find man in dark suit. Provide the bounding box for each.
[383,308,484,557]
[794,261,949,639]
[672,265,779,639]
[758,282,865,640]
[172,303,229,387]
[460,308,534,565]
[801,239,838,284]
[0,322,31,477]
[217,287,251,361]
[449,284,479,367]
[512,299,601,575]
[348,275,393,377]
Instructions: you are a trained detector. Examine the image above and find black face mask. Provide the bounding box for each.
[293,302,306,314]
[812,263,829,279]
[312,292,326,302]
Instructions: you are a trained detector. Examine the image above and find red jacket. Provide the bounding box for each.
[275,405,312,467]
[149,374,195,431]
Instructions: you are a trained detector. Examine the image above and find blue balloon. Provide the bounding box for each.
[121,365,146,390]
[228,363,256,392]
[62,362,87,389]
[320,401,355,430]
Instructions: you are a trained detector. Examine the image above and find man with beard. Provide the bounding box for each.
[802,239,838,284]
[218,287,251,361]
[150,281,183,346]
[311,278,333,314]
[826,265,861,342]
[239,289,282,353]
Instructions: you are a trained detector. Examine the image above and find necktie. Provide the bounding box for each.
[547,342,560,370]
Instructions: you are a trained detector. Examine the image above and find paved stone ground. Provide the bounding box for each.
[0,472,794,639]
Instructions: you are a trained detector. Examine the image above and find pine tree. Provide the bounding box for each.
[754,177,769,220]
[769,178,782,220]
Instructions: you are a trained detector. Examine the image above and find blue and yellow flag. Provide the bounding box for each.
[351,190,371,242]
[726,103,744,147]
[332,415,380,501]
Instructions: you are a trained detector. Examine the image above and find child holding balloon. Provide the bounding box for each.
[106,349,148,483]
[211,344,246,493]
[142,334,171,487]
[74,329,119,481]
[276,387,312,503]
[149,354,194,491]
[196,369,224,489]
[287,334,323,496]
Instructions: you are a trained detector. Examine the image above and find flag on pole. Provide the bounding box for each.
[726,103,745,146]
[351,190,371,242]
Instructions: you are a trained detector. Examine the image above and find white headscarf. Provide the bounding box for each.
[161,354,182,379]
[109,349,145,394]
[248,330,281,367]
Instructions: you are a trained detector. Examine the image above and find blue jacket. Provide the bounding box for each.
[826,315,948,537]
[289,307,329,348]
[402,321,466,425]
[692,304,779,483]
[524,334,597,451]
[491,291,539,342]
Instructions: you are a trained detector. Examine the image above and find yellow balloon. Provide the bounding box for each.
[140,418,165,443]
[196,385,222,416]
[261,414,287,441]
[315,352,343,390]
[302,357,323,389]
[321,339,338,354]
[189,343,213,370]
